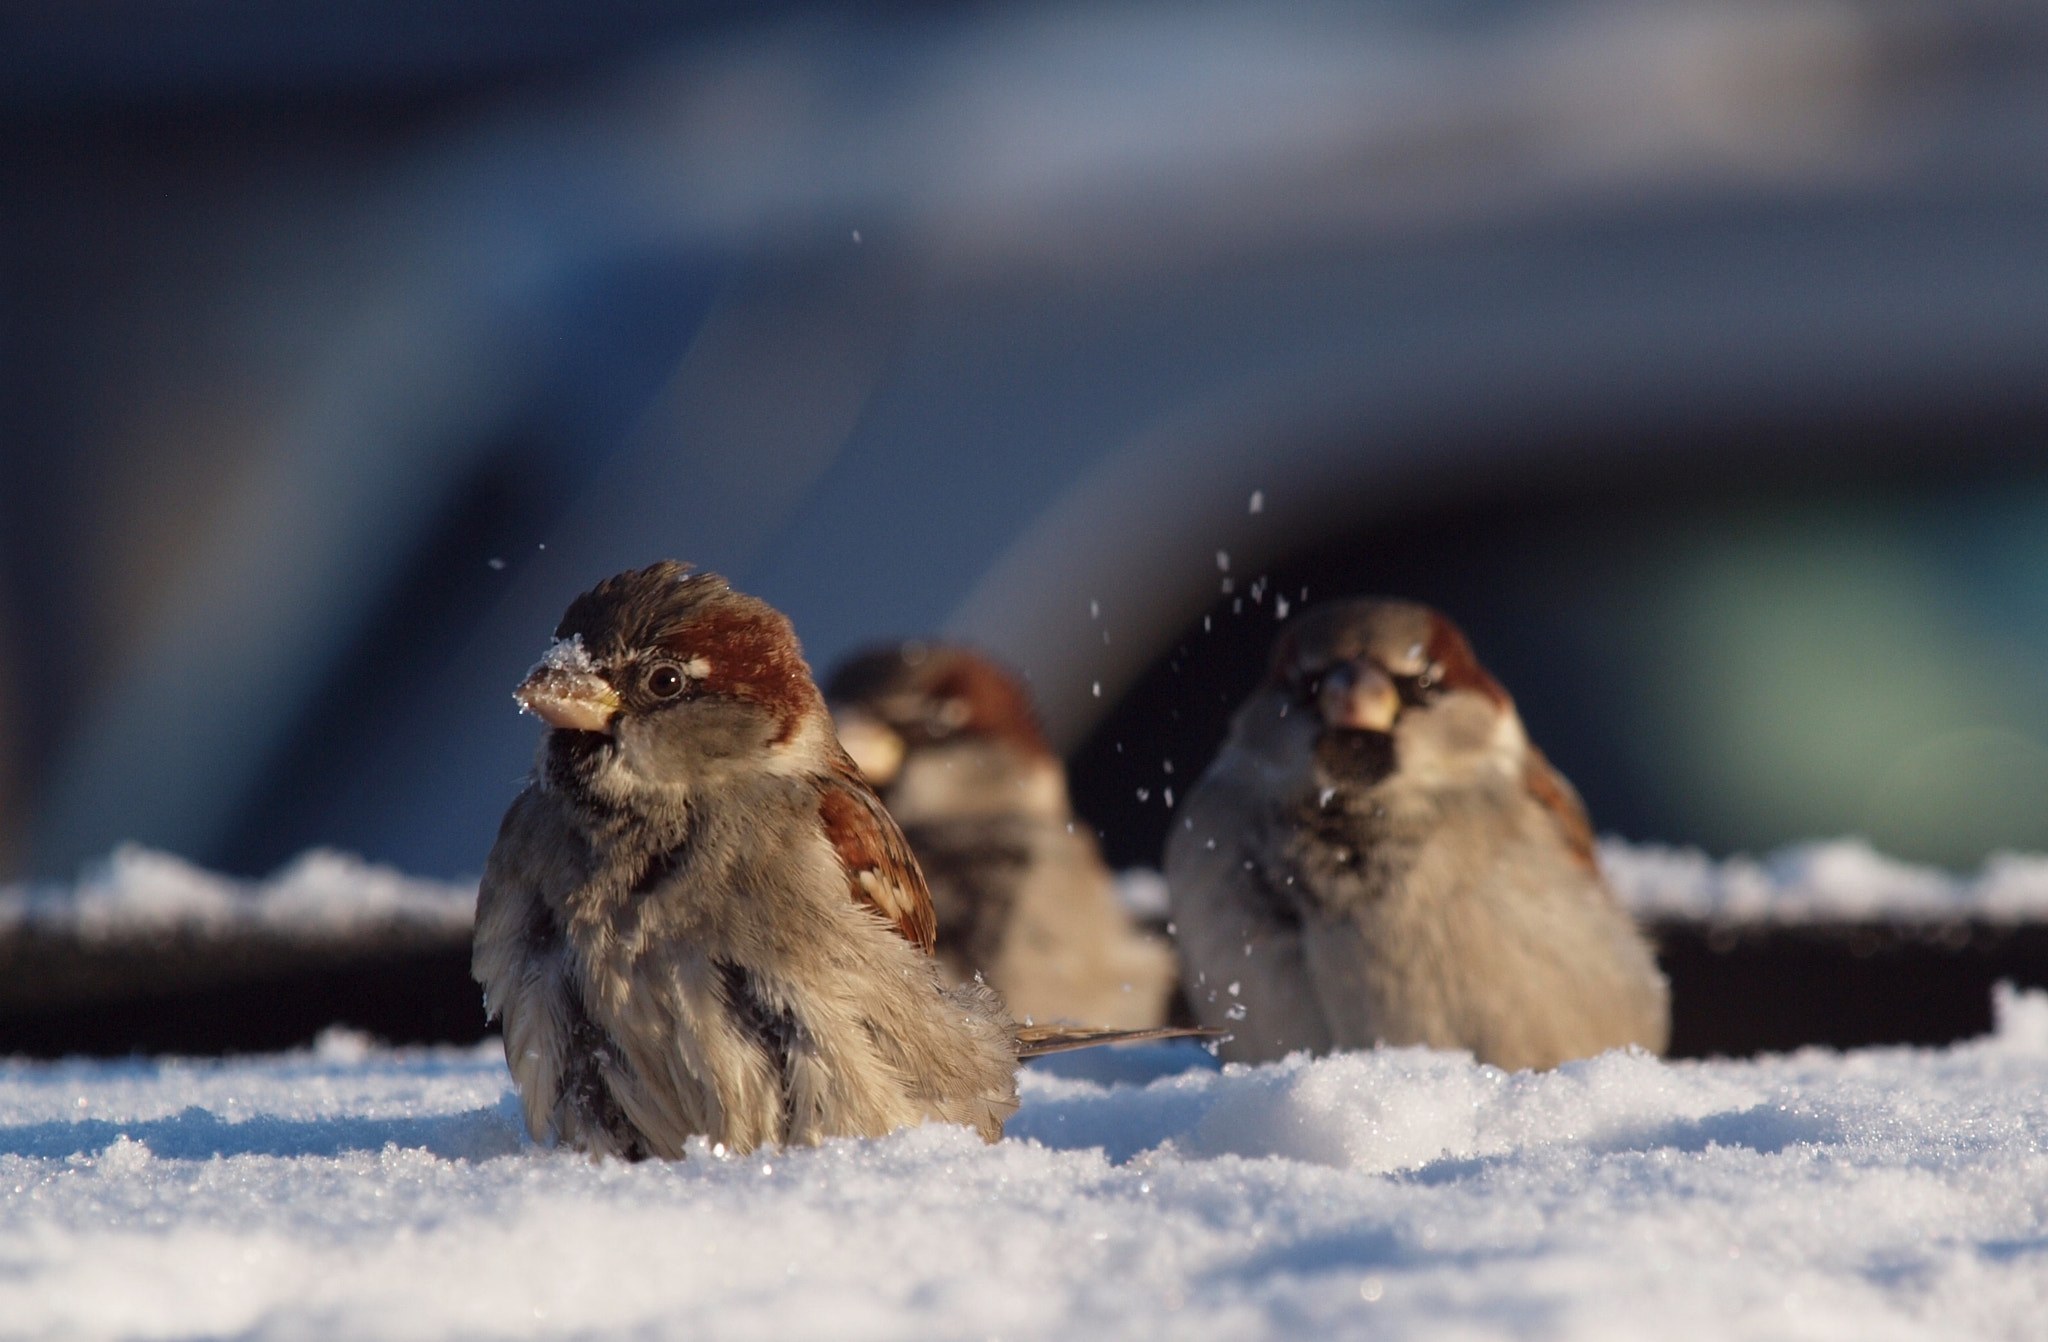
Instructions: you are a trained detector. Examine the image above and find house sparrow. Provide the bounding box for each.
[1166,598,1669,1070]
[825,643,1177,1030]
[473,562,1199,1160]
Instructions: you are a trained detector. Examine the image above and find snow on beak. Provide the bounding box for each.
[515,636,621,733]
[833,707,907,787]
[1318,661,1400,733]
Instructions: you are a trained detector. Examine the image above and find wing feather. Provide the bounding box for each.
[818,751,939,953]
[473,800,578,1143]
[1520,746,1599,872]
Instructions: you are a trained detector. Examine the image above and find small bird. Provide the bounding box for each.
[474,563,1199,1159]
[1166,598,1668,1070]
[825,643,1178,1030]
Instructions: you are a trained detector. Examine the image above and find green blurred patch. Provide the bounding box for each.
[1611,484,2048,868]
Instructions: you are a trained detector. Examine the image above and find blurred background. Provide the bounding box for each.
[7,0,2048,887]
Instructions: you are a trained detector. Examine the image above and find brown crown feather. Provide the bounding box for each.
[552,561,818,743]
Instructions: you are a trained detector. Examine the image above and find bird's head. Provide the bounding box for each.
[822,642,1051,790]
[1247,598,1524,794]
[516,562,832,807]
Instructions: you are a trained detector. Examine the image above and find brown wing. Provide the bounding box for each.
[1521,745,1599,872]
[818,752,938,953]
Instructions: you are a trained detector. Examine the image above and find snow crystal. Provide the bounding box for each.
[534,632,594,675]
[3,997,2047,1339]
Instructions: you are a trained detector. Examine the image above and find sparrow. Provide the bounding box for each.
[1165,598,1669,1070]
[473,562,1198,1160]
[825,643,1178,1030]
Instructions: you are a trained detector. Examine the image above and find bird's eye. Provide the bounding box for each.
[1393,668,1441,707]
[645,663,685,699]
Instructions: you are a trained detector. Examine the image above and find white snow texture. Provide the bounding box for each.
[1,992,2044,1340]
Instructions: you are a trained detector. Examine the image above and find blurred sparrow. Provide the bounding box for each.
[1166,598,1669,1070]
[826,643,1177,1029]
[474,562,1197,1159]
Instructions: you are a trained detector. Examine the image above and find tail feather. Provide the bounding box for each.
[1013,1024,1224,1059]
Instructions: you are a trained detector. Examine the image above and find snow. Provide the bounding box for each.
[534,633,595,676]
[0,846,475,941]
[5,994,2048,1340]
[1114,867,1172,920]
[1603,838,2048,924]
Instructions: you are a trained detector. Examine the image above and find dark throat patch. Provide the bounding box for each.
[1314,727,1397,789]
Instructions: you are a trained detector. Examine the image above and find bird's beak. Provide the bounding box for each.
[516,665,621,733]
[834,708,907,787]
[1319,662,1400,733]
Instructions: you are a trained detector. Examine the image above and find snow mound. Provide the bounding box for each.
[1603,836,2048,923]
[0,846,476,941]
[4,992,2047,1340]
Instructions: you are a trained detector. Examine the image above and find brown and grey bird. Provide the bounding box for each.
[1166,598,1669,1070]
[825,643,1177,1030]
[473,562,1201,1160]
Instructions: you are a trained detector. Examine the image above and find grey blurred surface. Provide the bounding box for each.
[5,0,2048,881]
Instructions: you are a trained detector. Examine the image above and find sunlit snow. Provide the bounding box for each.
[4,992,2047,1340]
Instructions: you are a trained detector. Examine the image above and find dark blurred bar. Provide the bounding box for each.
[5,919,2044,1059]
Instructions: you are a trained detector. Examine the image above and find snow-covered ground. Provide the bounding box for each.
[4,989,2047,1341]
